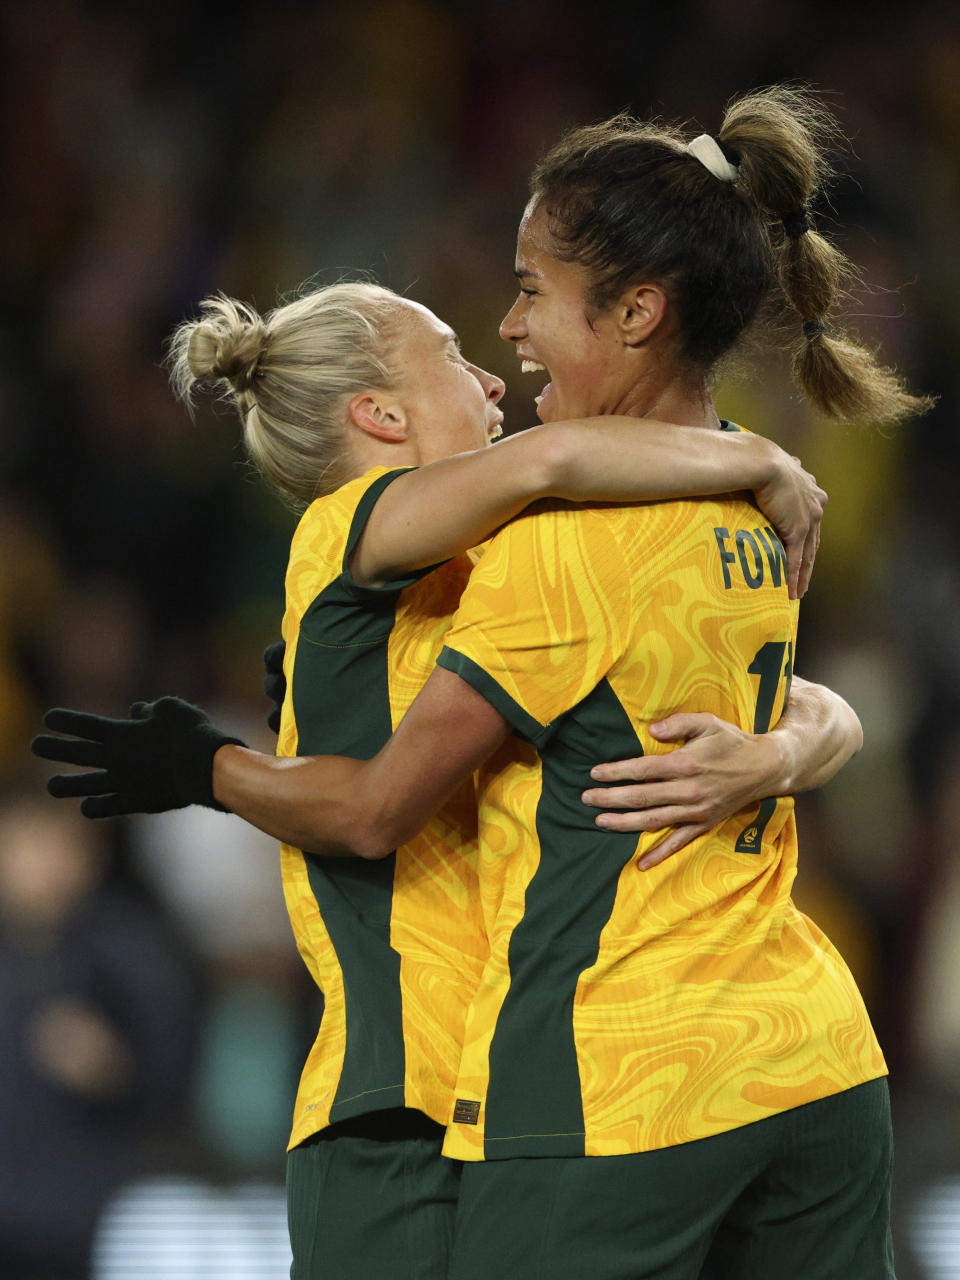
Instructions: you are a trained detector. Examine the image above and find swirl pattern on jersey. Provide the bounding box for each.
[278,468,484,1150]
[439,494,885,1162]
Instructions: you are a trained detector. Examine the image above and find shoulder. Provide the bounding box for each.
[487,496,630,550]
[288,467,406,570]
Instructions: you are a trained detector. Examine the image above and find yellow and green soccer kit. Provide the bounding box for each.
[437,479,886,1163]
[277,466,484,1152]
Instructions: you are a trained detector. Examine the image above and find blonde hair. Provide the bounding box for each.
[166,282,405,507]
[532,85,932,425]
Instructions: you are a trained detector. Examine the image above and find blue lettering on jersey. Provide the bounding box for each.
[714,526,787,591]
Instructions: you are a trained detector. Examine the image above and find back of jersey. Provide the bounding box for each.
[438,491,885,1162]
[278,467,484,1151]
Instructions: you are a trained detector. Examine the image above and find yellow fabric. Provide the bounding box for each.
[277,468,484,1149]
[439,494,886,1160]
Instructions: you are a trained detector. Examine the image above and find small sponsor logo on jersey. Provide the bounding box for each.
[740,826,758,846]
[453,1099,481,1125]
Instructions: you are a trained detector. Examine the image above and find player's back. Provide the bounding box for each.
[438,492,885,1161]
[278,467,484,1149]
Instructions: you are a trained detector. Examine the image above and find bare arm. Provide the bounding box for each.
[582,675,862,867]
[355,423,824,598]
[212,667,510,858]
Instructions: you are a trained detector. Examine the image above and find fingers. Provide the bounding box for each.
[648,713,718,743]
[588,756,675,785]
[583,780,705,813]
[47,771,114,799]
[80,794,136,819]
[263,640,285,676]
[637,823,711,870]
[31,734,109,768]
[590,803,708,833]
[41,707,123,742]
[588,716,720,784]
[796,520,821,598]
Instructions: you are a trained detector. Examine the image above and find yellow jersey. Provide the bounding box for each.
[437,479,886,1160]
[277,467,484,1150]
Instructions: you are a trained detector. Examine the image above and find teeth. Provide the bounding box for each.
[521,360,546,374]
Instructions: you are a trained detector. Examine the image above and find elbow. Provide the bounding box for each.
[846,705,865,758]
[347,807,415,861]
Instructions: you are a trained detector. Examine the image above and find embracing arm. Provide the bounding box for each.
[32,677,504,855]
[212,668,510,857]
[582,675,862,867]
[356,422,824,597]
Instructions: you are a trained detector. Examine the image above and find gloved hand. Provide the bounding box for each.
[31,697,246,818]
[263,639,287,734]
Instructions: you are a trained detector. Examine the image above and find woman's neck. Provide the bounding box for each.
[615,373,721,431]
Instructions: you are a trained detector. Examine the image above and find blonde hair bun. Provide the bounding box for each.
[166,281,403,508]
[184,295,268,390]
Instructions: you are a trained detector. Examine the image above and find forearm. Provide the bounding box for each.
[354,419,782,583]
[548,419,781,502]
[765,675,863,794]
[212,745,392,858]
[211,671,506,858]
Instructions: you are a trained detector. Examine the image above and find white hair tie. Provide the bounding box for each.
[686,134,739,183]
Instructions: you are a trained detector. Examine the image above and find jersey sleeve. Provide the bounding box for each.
[338,466,447,600]
[437,501,631,747]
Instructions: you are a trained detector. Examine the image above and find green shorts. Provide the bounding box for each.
[448,1078,895,1280]
[286,1108,461,1280]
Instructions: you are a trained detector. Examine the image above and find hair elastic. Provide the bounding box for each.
[781,207,814,239]
[802,319,827,340]
[685,134,739,183]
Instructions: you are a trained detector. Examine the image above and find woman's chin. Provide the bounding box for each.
[535,382,555,422]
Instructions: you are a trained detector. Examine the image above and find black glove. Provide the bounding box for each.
[31,697,246,819]
[263,639,287,735]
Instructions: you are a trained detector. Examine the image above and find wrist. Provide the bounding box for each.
[534,422,579,498]
[177,721,246,811]
[744,434,782,492]
[755,724,796,797]
[210,741,248,812]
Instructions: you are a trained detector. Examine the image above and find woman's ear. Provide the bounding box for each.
[347,392,409,443]
[617,284,668,347]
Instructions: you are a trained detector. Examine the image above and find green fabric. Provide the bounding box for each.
[437,647,551,746]
[287,1110,461,1280]
[449,1079,895,1280]
[292,468,440,1125]
[482,679,644,1158]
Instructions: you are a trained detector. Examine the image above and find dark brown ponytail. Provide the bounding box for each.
[719,86,932,423]
[530,86,931,425]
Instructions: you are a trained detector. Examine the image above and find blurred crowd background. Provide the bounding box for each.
[2,0,959,1276]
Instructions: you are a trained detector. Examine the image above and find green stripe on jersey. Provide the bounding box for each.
[483,679,644,1158]
[438,647,551,746]
[292,468,435,1124]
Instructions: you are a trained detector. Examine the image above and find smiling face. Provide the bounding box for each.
[390,301,505,463]
[499,201,641,423]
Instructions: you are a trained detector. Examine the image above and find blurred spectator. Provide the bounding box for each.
[0,796,196,1278]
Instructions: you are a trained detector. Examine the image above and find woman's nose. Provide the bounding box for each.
[499,297,527,342]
